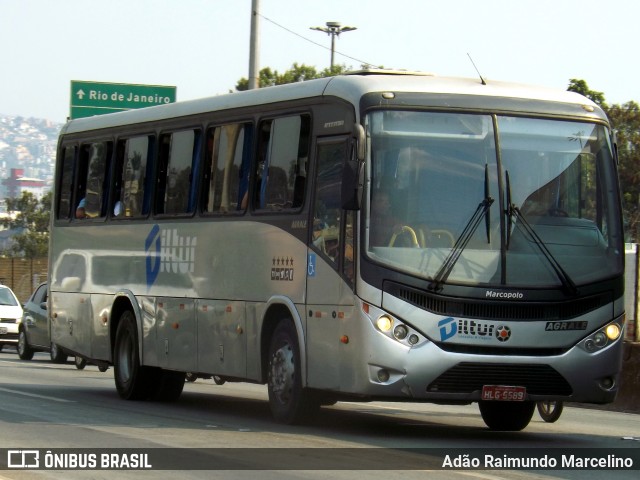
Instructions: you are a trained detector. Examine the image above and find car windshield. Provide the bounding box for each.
[0,288,19,306]
[366,111,623,288]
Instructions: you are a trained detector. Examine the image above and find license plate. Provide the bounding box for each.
[481,385,526,401]
[0,327,6,335]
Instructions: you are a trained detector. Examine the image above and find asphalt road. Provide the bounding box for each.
[0,348,638,480]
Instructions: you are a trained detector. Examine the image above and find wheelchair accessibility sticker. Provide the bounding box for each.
[307,253,316,277]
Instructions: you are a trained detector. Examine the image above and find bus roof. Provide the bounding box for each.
[61,70,603,135]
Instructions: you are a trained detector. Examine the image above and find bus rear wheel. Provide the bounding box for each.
[267,319,319,424]
[114,310,155,400]
[479,400,535,431]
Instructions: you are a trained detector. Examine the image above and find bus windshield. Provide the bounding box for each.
[366,110,623,288]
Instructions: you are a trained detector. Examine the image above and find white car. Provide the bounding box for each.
[0,285,23,352]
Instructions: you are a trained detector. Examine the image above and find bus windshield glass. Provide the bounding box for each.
[366,110,623,288]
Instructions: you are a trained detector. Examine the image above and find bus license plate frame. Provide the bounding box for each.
[481,385,526,401]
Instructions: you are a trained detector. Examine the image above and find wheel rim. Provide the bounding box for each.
[540,401,554,415]
[269,344,295,405]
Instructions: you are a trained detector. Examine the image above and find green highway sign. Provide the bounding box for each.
[70,80,177,119]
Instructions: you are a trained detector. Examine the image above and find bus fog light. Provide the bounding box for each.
[584,339,596,352]
[593,332,607,348]
[376,316,393,332]
[600,377,615,389]
[393,325,408,340]
[377,369,390,382]
[408,334,419,345]
[606,324,621,341]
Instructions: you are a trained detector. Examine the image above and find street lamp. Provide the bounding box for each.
[310,21,357,69]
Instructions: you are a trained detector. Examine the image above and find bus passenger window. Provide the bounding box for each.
[157,129,200,215]
[57,146,76,220]
[203,123,250,215]
[77,141,112,219]
[116,136,152,218]
[254,115,310,212]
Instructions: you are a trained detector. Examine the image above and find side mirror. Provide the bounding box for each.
[341,124,365,210]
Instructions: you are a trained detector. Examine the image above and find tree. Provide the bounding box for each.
[1,191,51,258]
[568,78,608,109]
[235,63,352,91]
[608,101,640,240]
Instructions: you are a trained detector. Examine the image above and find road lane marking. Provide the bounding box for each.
[0,387,76,403]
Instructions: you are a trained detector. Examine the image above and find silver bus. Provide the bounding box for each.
[50,71,625,431]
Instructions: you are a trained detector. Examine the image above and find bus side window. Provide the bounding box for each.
[77,141,112,219]
[156,129,200,215]
[57,146,76,220]
[254,114,309,212]
[118,136,152,218]
[203,123,250,214]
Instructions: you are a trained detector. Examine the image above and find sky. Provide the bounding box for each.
[1,0,639,122]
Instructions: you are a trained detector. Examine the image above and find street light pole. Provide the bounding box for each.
[310,21,357,70]
[248,0,260,90]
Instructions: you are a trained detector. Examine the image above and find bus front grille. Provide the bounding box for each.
[427,362,573,396]
[386,282,611,321]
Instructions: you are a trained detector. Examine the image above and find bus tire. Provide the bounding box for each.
[18,330,35,360]
[114,310,154,400]
[537,400,563,423]
[74,356,87,370]
[267,319,319,424]
[479,400,535,431]
[152,370,186,401]
[50,343,68,364]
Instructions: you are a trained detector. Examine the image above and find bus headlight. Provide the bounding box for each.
[393,325,408,340]
[365,304,425,348]
[579,318,623,353]
[376,315,393,332]
[605,324,621,341]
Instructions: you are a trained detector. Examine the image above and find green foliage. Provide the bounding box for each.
[568,79,608,109]
[1,191,51,258]
[235,63,352,91]
[607,101,640,240]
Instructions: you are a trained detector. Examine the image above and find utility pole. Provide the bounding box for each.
[310,21,357,70]
[248,0,260,89]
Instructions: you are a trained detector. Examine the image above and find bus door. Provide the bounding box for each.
[306,136,356,390]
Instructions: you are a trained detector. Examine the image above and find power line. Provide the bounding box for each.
[258,13,376,68]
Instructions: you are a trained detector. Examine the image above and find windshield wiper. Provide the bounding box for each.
[505,172,578,296]
[429,195,494,292]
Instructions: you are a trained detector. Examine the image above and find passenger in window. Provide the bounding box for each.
[113,201,123,217]
[75,198,87,219]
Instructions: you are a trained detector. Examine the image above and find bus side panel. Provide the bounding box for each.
[156,297,197,372]
[90,294,113,361]
[196,299,246,378]
[50,291,91,358]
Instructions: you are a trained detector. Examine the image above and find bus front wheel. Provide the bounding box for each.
[267,319,319,424]
[479,400,535,431]
[114,310,154,400]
